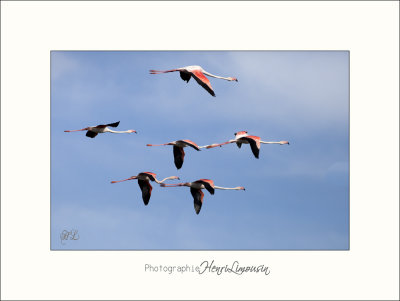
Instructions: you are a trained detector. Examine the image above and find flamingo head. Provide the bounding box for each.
[128,130,137,134]
[237,186,246,191]
[228,77,238,82]
[280,141,290,145]
[171,176,180,180]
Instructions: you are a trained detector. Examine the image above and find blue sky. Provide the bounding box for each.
[51,51,349,250]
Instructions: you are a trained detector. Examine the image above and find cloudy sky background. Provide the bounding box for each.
[51,51,349,250]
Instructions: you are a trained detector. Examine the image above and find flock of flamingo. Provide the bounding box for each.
[64,65,289,214]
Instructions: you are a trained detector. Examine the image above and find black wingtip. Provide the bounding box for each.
[108,121,120,128]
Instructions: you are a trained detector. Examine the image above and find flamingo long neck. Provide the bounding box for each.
[205,140,235,149]
[260,141,280,144]
[214,186,243,190]
[202,70,231,81]
[156,176,179,184]
[199,143,219,149]
[260,141,288,145]
[160,183,186,187]
[106,129,135,134]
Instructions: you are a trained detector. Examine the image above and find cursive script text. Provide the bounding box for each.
[198,260,270,275]
[60,229,80,245]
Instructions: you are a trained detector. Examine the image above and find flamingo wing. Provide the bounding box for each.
[106,121,120,128]
[138,180,153,205]
[195,179,215,195]
[242,136,261,158]
[139,172,156,182]
[180,71,191,83]
[94,124,107,129]
[191,70,215,97]
[173,145,185,169]
[86,131,98,138]
[190,188,204,215]
[180,140,200,151]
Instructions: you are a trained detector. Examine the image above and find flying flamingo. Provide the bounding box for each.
[149,65,238,97]
[111,172,179,205]
[64,121,137,138]
[161,179,245,214]
[206,131,289,159]
[147,139,204,169]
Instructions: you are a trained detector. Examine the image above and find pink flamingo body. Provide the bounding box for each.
[111,172,179,205]
[161,179,245,214]
[64,121,136,138]
[206,131,290,158]
[147,139,202,169]
[149,65,238,97]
